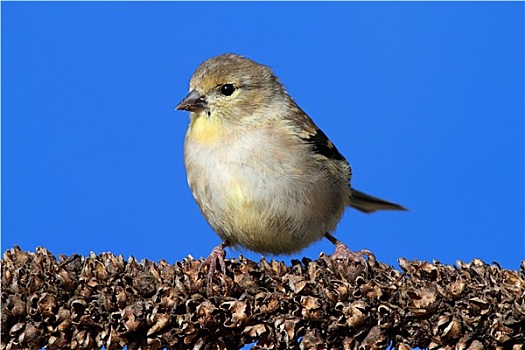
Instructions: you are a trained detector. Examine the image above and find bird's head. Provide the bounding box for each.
[176,54,287,124]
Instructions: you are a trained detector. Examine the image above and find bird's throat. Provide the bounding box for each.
[188,112,228,145]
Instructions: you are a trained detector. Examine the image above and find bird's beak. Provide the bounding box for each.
[175,90,207,112]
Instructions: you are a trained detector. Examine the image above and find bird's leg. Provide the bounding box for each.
[200,241,230,284]
[324,233,371,265]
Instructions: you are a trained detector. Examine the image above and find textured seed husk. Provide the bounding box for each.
[1,245,524,349]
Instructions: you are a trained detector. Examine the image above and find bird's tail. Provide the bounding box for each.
[350,189,407,213]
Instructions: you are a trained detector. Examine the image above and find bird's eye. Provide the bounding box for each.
[220,84,235,96]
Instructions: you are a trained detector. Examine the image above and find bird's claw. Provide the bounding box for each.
[200,242,228,285]
[331,242,372,265]
[324,233,374,274]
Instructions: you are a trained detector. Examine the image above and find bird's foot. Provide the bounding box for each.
[200,241,229,285]
[332,243,372,265]
[324,233,374,269]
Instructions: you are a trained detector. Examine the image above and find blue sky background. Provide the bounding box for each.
[2,2,523,273]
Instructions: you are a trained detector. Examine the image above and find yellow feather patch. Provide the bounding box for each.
[188,113,226,144]
[230,182,247,202]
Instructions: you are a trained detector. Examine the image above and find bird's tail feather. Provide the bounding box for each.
[350,189,407,213]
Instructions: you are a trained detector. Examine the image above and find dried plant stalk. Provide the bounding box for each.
[2,246,524,350]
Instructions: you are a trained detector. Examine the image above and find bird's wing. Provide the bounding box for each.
[288,103,406,214]
[288,104,347,162]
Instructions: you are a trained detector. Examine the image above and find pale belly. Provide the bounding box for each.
[184,124,348,254]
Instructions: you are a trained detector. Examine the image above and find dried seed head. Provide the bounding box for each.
[2,247,524,349]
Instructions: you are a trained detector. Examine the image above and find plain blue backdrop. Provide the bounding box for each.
[2,2,523,271]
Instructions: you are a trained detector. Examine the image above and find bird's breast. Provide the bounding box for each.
[183,119,348,254]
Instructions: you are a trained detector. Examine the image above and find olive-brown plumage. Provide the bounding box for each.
[176,54,406,279]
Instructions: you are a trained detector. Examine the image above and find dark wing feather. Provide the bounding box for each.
[301,127,346,161]
[287,102,346,162]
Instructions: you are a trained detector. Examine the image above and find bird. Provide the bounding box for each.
[176,53,406,280]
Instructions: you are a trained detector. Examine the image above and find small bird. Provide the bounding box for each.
[176,54,406,279]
